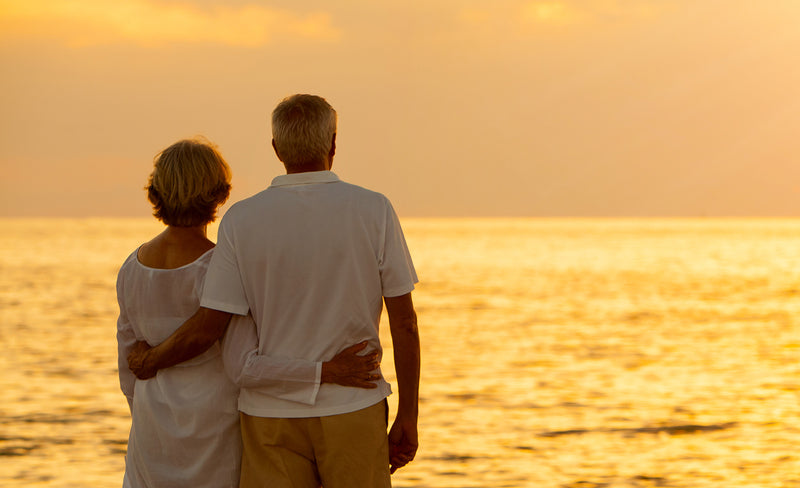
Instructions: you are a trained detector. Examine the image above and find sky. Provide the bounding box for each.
[2,0,800,217]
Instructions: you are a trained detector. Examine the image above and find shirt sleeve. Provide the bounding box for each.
[115,270,136,413]
[201,214,250,315]
[221,313,322,406]
[379,197,419,297]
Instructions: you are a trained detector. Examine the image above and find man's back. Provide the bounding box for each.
[201,170,417,418]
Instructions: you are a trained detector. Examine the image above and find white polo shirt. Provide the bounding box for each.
[201,170,418,418]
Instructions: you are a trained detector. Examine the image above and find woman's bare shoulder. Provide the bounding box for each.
[137,228,215,269]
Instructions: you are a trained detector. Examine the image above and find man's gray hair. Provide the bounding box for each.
[271,94,337,167]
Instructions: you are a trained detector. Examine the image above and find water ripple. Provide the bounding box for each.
[539,422,738,438]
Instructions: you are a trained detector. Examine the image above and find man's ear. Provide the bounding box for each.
[272,139,280,159]
[329,133,336,159]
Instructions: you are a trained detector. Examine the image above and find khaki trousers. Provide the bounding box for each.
[239,401,391,488]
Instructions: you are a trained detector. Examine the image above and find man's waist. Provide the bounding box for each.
[238,381,391,418]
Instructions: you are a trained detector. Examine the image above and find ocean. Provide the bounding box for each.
[1,218,799,487]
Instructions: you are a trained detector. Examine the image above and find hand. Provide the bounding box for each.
[127,340,157,379]
[321,341,381,388]
[388,415,418,474]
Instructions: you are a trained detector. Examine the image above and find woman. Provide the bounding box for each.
[116,138,378,487]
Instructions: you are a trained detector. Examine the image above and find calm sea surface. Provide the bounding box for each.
[1,218,799,487]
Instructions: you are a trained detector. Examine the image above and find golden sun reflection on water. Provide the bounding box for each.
[1,218,799,487]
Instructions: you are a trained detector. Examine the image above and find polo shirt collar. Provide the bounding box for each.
[270,170,340,187]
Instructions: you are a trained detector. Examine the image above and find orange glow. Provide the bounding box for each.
[522,1,573,24]
[3,1,800,217]
[0,0,340,47]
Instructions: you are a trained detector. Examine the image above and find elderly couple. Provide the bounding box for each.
[116,94,420,487]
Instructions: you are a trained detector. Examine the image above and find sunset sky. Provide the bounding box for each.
[2,0,800,217]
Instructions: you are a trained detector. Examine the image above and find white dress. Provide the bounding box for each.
[116,248,321,488]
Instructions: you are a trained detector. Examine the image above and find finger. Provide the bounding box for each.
[355,355,373,366]
[401,447,417,459]
[360,357,380,372]
[356,357,380,373]
[393,452,411,464]
[391,447,415,463]
[355,354,378,369]
[344,341,369,353]
[389,457,407,472]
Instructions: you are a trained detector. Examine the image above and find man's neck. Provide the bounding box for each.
[284,158,333,174]
[285,165,326,174]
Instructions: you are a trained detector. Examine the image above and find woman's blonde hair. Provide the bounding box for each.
[146,138,232,227]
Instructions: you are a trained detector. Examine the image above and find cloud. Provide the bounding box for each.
[458,0,666,35]
[524,0,665,23]
[0,0,341,47]
[521,1,575,24]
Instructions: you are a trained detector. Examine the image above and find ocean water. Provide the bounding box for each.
[1,217,799,487]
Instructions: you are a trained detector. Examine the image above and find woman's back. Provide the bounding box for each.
[122,231,214,345]
[117,235,241,488]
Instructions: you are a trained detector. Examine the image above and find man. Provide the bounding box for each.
[129,94,420,487]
